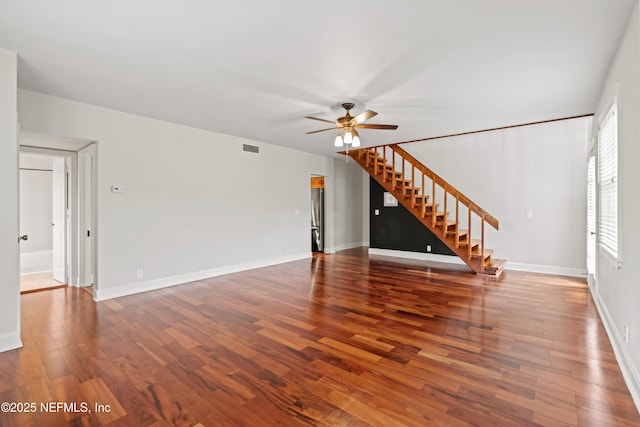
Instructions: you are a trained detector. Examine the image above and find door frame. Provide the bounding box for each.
[78,143,97,287]
[19,146,82,286]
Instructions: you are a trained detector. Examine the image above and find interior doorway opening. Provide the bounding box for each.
[19,131,97,293]
[19,153,67,292]
[311,175,325,252]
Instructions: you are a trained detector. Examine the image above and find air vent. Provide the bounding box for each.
[243,144,259,154]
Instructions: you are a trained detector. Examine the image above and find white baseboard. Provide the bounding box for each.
[505,262,586,278]
[592,290,640,412]
[20,250,53,275]
[368,248,466,265]
[335,242,365,251]
[0,331,23,353]
[368,248,586,277]
[94,252,312,301]
[323,247,336,254]
[20,269,53,275]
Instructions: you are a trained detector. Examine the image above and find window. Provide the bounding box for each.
[597,101,619,260]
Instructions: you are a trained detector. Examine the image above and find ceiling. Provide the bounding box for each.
[0,1,635,157]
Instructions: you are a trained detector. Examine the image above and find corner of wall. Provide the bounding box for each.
[0,331,23,353]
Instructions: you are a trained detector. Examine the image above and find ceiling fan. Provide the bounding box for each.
[305,102,398,147]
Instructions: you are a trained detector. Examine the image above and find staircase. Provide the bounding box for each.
[349,144,505,276]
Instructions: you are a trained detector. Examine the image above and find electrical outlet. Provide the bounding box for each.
[624,323,629,343]
[426,245,432,252]
[136,269,144,279]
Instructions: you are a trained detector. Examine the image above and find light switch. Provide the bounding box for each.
[374,209,380,216]
[526,210,533,218]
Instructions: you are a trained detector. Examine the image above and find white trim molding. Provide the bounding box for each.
[20,250,53,275]
[335,242,366,252]
[0,331,23,353]
[368,248,467,265]
[593,290,640,411]
[368,248,586,278]
[505,262,586,278]
[94,252,311,301]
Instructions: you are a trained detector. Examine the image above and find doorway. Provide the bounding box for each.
[19,132,97,293]
[311,176,325,252]
[19,153,67,292]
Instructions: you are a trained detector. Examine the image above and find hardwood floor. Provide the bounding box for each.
[20,271,66,293]
[2,248,638,426]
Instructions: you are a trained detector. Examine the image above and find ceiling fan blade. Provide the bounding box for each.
[356,123,399,130]
[306,127,340,134]
[351,110,378,124]
[305,116,337,125]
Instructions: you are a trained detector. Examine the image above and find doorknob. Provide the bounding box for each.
[18,234,28,242]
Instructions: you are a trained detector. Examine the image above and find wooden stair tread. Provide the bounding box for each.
[486,258,506,269]
[472,249,494,259]
[437,221,457,227]
[483,259,506,276]
[459,238,480,248]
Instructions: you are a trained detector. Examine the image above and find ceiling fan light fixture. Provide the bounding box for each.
[344,130,353,145]
[305,102,397,149]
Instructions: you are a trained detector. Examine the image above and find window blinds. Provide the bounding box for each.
[597,102,618,259]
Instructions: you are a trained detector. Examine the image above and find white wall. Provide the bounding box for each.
[592,0,640,409]
[333,158,365,250]
[403,117,590,276]
[0,48,21,352]
[19,154,54,255]
[16,89,356,301]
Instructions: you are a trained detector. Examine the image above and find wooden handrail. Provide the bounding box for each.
[391,144,499,230]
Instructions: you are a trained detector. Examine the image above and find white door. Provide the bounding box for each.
[79,144,95,286]
[52,157,67,283]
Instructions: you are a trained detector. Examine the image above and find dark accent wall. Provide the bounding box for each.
[369,178,455,256]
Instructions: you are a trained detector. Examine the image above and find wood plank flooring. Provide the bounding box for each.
[2,248,638,426]
[20,271,65,293]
